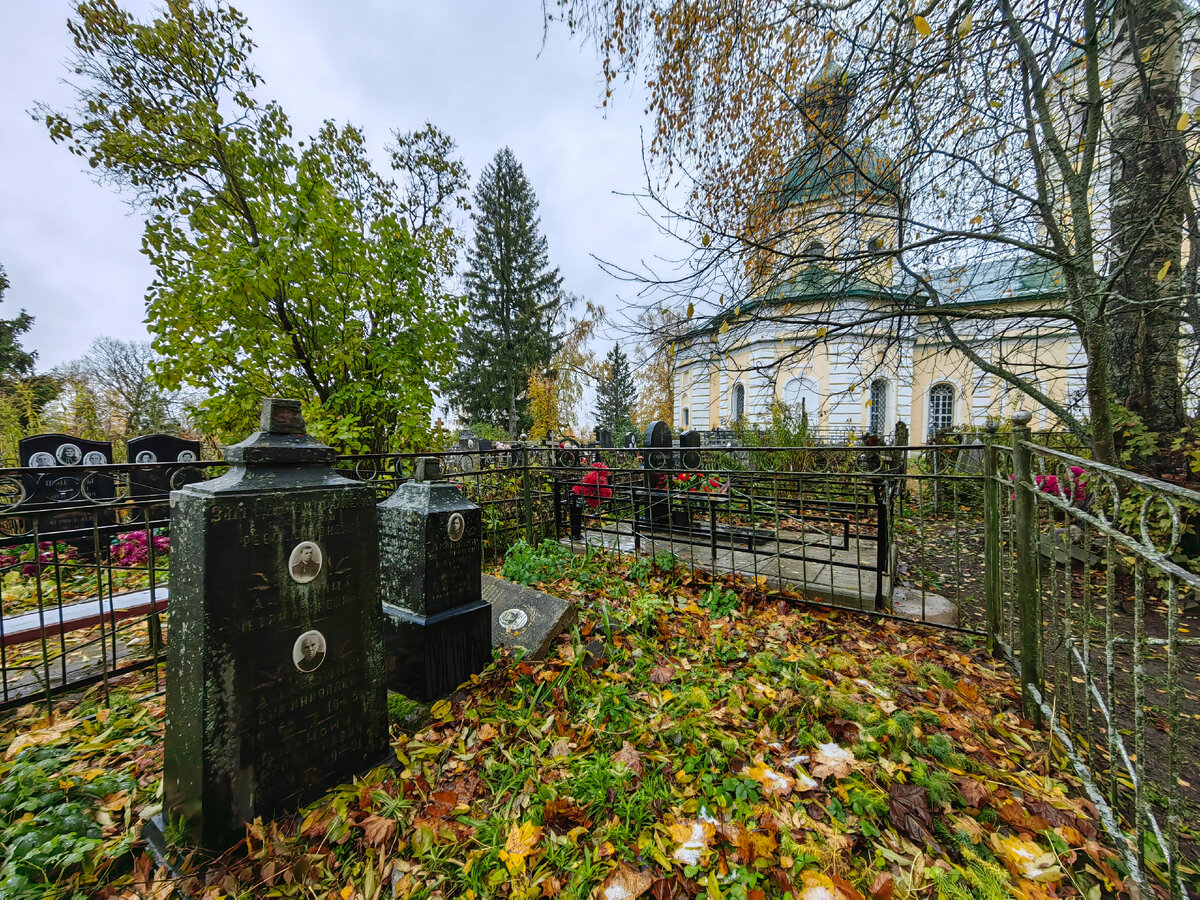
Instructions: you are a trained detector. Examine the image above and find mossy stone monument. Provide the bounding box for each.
[379,457,491,701]
[161,398,388,849]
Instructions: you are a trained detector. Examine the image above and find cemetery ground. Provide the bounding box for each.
[3,544,1192,900]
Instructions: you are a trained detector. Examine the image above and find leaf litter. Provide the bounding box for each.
[0,549,1152,898]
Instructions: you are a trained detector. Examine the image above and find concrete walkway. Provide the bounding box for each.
[562,524,888,612]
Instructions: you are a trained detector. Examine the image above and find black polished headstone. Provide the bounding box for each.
[19,433,115,504]
[643,421,674,525]
[126,434,204,498]
[623,431,639,449]
[643,421,674,470]
[17,434,116,544]
[162,398,388,850]
[679,430,703,470]
[594,427,613,449]
[379,458,491,701]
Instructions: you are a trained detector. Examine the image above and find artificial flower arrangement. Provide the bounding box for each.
[672,472,728,494]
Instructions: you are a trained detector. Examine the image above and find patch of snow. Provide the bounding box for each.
[673,824,708,866]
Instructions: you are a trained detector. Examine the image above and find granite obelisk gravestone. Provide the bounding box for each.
[379,458,491,701]
[161,398,388,849]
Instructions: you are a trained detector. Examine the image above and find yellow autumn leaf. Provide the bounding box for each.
[816,326,827,338]
[1157,259,1171,280]
[913,14,931,36]
[430,699,452,720]
[499,821,543,874]
[686,302,695,319]
[701,233,711,246]
[746,762,794,796]
[957,12,973,37]
[1179,112,1191,131]
[668,342,676,358]
[720,320,729,335]
[733,305,741,316]
[1141,46,1152,63]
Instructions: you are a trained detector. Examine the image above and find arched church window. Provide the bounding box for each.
[866,235,884,255]
[928,383,955,437]
[802,239,826,259]
[869,378,888,435]
[733,383,746,420]
[783,376,821,423]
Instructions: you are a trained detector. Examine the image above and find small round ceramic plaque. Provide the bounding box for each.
[447,512,465,542]
[498,607,529,633]
[56,443,82,466]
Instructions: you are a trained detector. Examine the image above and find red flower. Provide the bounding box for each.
[572,462,613,509]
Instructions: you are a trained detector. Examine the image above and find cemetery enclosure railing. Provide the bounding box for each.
[0,450,554,712]
[2,437,1196,898]
[989,420,1199,899]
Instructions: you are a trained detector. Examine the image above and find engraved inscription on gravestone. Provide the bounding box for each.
[160,398,388,850]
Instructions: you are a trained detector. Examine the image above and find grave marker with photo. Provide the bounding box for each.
[159,398,388,849]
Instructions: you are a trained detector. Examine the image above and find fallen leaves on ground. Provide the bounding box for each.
[0,551,1146,898]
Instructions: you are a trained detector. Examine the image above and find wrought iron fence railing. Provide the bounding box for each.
[2,435,1196,900]
[986,416,1198,898]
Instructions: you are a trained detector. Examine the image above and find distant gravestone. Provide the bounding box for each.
[19,433,114,504]
[643,421,674,526]
[623,431,639,449]
[556,437,582,468]
[126,434,204,498]
[160,398,388,849]
[378,457,491,701]
[679,429,703,470]
[594,427,613,449]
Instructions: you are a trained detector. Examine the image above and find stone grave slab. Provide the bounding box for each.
[483,574,576,659]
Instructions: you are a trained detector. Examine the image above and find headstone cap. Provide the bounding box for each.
[223,397,337,465]
[414,457,441,482]
[261,398,305,434]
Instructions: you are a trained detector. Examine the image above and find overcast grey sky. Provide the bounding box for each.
[0,0,678,375]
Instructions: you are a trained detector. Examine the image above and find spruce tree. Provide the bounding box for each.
[448,148,563,435]
[594,343,637,438]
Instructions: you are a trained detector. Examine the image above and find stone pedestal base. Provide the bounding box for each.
[382,600,492,701]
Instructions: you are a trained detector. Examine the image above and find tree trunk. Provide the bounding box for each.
[1108,0,1188,436]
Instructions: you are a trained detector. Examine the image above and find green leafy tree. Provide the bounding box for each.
[594,342,637,438]
[448,148,565,435]
[38,0,465,452]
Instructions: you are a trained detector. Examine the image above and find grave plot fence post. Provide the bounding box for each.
[1010,410,1042,724]
[982,420,1002,657]
[520,442,534,544]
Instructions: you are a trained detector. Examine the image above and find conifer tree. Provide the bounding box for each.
[449,148,564,435]
[594,343,637,438]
